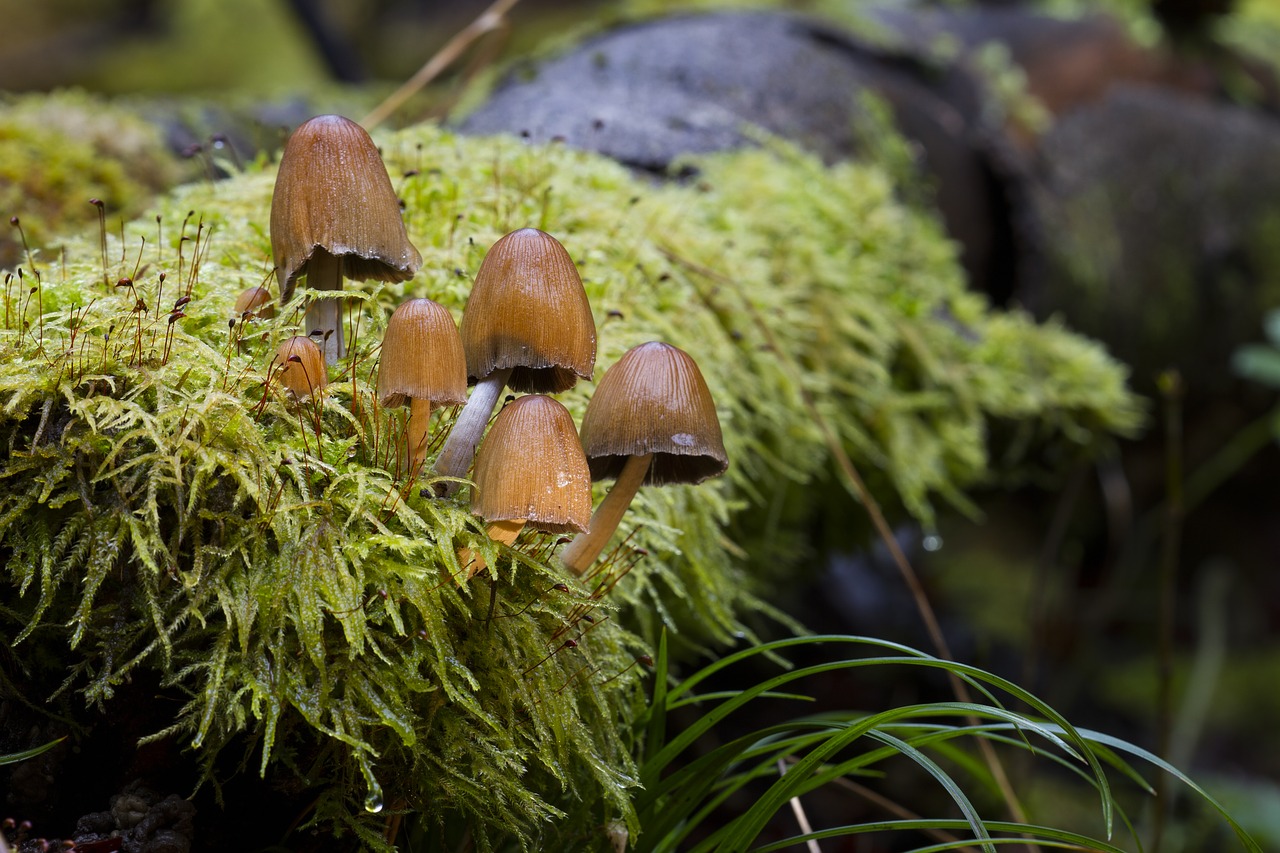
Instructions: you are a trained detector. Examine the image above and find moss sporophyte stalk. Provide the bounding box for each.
[0,114,1140,849]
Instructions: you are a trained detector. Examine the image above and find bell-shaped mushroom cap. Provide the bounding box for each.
[460,228,596,394]
[377,298,468,408]
[275,335,327,399]
[234,285,275,319]
[271,114,422,303]
[579,341,728,485]
[471,394,592,534]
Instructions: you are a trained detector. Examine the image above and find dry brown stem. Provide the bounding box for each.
[362,0,524,129]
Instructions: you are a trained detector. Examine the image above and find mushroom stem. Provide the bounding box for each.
[432,366,513,495]
[405,398,435,476]
[459,517,527,578]
[305,251,346,363]
[560,453,653,575]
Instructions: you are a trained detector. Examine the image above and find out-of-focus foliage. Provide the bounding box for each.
[0,91,183,267]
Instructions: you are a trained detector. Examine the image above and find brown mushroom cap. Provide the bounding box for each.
[275,335,327,399]
[459,228,596,394]
[376,298,468,408]
[471,394,592,534]
[270,114,422,303]
[579,341,728,485]
[234,285,275,319]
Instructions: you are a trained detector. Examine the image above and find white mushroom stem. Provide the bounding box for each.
[432,367,513,495]
[458,517,526,579]
[305,252,346,363]
[404,398,435,477]
[560,453,653,575]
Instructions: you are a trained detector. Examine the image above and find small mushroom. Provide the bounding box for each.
[270,114,422,364]
[461,394,592,577]
[376,298,468,477]
[234,285,275,320]
[559,341,728,575]
[274,335,328,400]
[432,228,596,494]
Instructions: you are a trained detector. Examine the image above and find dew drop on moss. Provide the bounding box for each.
[358,753,384,813]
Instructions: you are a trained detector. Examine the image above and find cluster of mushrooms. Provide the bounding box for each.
[244,114,729,578]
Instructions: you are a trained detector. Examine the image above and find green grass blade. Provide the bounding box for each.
[641,628,671,765]
[1050,725,1263,853]
[708,712,996,853]
[0,736,64,765]
[752,819,1133,852]
[665,634,934,702]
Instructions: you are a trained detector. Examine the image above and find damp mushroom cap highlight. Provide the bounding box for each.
[471,394,593,535]
[274,335,328,401]
[460,393,592,577]
[376,297,468,477]
[460,227,596,395]
[234,285,275,321]
[560,341,727,575]
[432,227,596,494]
[270,114,422,363]
[377,298,468,410]
[578,340,728,485]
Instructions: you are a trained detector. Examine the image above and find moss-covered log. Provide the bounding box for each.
[0,120,1140,849]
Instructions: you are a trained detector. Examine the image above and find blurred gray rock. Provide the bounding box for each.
[459,10,1031,303]
[1030,84,1280,389]
[459,8,1280,394]
[463,12,927,169]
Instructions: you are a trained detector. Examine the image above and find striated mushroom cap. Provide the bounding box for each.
[377,298,468,408]
[270,114,422,303]
[471,394,592,534]
[460,228,596,394]
[579,341,728,485]
[234,285,275,320]
[275,335,328,400]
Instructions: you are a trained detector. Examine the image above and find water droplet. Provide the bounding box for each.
[358,755,384,813]
[671,432,695,447]
[922,532,943,552]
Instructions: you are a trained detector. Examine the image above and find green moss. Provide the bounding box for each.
[0,121,1139,848]
[0,91,184,267]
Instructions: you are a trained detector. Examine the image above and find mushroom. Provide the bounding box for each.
[234,285,275,320]
[376,298,468,477]
[274,335,328,400]
[559,341,728,575]
[270,114,422,364]
[432,228,596,495]
[461,394,592,578]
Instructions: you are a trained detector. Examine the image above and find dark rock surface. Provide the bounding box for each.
[459,7,1280,394]
[1031,83,1280,390]
[463,12,950,170]
[459,10,1033,305]
[66,784,195,853]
